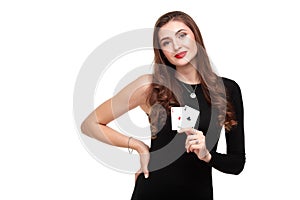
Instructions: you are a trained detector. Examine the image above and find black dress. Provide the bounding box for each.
[131,77,246,200]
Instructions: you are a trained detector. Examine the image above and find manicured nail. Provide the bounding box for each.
[145,174,149,178]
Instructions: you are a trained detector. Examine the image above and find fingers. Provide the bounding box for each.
[135,169,142,183]
[179,128,209,160]
[188,144,209,159]
[143,170,149,179]
[178,127,203,136]
[186,140,203,153]
[177,127,194,135]
[141,161,149,178]
[139,151,150,179]
[185,135,199,152]
[188,144,201,153]
[184,131,204,153]
[134,166,150,182]
[185,135,198,146]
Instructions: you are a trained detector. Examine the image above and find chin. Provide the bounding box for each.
[173,60,190,67]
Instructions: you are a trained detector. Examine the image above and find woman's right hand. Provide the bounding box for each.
[135,142,150,182]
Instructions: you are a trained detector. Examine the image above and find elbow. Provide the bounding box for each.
[80,117,95,138]
[232,164,245,175]
[232,156,246,175]
[80,119,89,136]
[80,113,106,138]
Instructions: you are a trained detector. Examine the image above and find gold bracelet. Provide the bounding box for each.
[128,136,134,154]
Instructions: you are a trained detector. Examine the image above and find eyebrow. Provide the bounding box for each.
[159,29,187,43]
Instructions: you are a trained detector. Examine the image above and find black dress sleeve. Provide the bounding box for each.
[207,79,246,175]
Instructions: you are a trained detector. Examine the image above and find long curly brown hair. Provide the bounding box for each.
[146,11,237,138]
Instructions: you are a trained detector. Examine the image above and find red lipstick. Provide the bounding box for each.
[174,51,187,59]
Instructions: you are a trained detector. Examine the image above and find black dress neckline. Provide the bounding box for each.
[175,77,201,87]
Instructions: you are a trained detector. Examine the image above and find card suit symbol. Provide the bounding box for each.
[187,116,191,121]
[178,116,181,120]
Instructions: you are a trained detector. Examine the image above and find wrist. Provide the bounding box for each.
[129,137,148,153]
[202,152,212,163]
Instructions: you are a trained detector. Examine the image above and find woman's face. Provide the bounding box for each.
[158,20,198,67]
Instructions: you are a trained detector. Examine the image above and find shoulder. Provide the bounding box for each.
[126,74,153,98]
[134,74,153,91]
[221,77,240,88]
[221,77,242,99]
[113,74,153,108]
[221,77,241,92]
[136,74,153,83]
[114,74,153,98]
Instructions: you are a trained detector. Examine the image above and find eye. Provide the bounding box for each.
[162,40,171,47]
[178,32,187,39]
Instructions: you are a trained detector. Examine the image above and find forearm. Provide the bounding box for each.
[81,112,144,152]
[207,151,245,175]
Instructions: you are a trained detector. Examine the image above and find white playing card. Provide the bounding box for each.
[171,107,184,130]
[181,105,200,129]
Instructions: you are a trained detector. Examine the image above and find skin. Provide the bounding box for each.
[80,20,211,183]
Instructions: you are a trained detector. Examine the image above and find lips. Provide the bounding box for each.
[174,51,187,59]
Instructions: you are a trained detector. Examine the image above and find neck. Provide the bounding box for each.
[175,61,200,84]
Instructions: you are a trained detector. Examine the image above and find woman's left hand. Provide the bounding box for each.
[178,128,211,162]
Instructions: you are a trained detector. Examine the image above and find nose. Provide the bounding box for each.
[173,39,182,51]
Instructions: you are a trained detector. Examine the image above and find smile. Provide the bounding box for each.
[174,51,187,59]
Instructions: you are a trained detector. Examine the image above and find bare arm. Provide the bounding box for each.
[80,74,152,152]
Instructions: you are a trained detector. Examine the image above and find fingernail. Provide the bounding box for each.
[145,174,149,178]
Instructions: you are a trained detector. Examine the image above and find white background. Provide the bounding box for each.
[1,0,300,199]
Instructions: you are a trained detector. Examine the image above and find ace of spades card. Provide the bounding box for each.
[181,105,200,130]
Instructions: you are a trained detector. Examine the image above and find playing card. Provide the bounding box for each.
[181,105,200,129]
[171,107,184,130]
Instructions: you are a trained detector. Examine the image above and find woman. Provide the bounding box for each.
[81,11,245,199]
